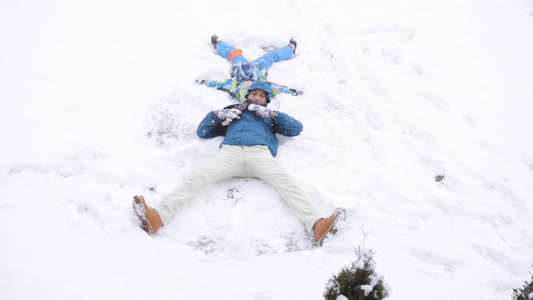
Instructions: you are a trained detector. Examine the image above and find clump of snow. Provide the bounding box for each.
[360,274,383,296]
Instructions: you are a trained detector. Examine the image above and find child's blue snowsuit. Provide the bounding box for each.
[216,41,294,81]
[199,40,302,102]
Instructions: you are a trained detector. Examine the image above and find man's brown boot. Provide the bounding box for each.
[313,208,347,246]
[132,195,163,236]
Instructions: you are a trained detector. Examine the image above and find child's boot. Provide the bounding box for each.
[289,38,297,53]
[211,34,219,48]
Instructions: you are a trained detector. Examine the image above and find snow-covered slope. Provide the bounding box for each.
[1,0,532,299]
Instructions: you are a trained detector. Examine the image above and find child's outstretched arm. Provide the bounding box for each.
[267,81,304,97]
[195,79,236,97]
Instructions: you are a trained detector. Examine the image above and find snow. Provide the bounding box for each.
[361,274,383,297]
[1,0,532,299]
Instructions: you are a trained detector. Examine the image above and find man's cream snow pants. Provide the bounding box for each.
[157,145,322,235]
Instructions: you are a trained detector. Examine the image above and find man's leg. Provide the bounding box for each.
[244,146,322,235]
[157,145,246,225]
[254,45,294,70]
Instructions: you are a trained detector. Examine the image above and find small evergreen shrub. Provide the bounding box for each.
[512,266,533,300]
[324,247,390,300]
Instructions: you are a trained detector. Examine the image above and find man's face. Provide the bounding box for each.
[248,89,268,104]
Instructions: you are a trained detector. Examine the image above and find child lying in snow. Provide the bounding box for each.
[133,81,345,246]
[195,35,303,102]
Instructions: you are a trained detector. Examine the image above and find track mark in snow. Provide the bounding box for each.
[187,236,222,255]
[408,248,458,278]
[64,199,107,230]
[146,89,200,149]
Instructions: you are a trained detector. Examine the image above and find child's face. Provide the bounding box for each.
[248,89,268,104]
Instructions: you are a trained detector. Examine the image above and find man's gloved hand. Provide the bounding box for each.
[248,104,274,118]
[215,108,242,126]
[194,79,206,85]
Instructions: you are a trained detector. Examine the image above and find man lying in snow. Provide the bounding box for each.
[132,81,346,246]
[195,35,303,102]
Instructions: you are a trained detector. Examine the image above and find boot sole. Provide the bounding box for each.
[132,195,154,236]
[318,207,347,246]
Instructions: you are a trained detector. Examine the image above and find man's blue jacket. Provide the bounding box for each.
[196,109,303,157]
